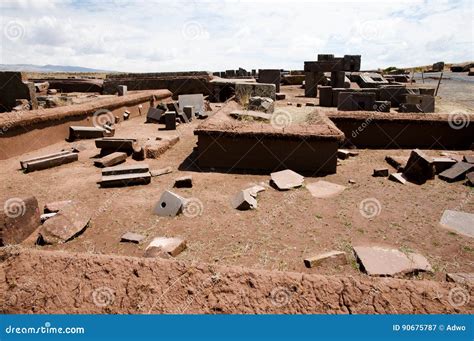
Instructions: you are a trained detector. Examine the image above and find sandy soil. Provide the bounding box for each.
[1,84,472,284]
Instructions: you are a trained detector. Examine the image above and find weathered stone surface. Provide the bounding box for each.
[174,176,193,188]
[94,152,127,168]
[439,210,474,238]
[0,196,40,246]
[99,172,151,187]
[44,200,73,213]
[270,169,304,190]
[403,149,435,184]
[373,168,389,177]
[0,71,38,112]
[353,246,433,277]
[145,237,186,257]
[102,163,149,176]
[154,191,185,217]
[231,190,257,210]
[389,173,407,184]
[120,232,145,244]
[432,157,457,174]
[235,83,276,101]
[258,69,280,92]
[446,273,474,285]
[248,96,274,113]
[439,162,474,182]
[306,181,346,198]
[304,251,347,268]
[39,202,91,244]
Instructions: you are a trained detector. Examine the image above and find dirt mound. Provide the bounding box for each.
[1,247,471,314]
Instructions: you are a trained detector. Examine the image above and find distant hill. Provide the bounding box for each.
[0,64,111,73]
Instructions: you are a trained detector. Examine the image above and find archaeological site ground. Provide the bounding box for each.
[0,54,473,316]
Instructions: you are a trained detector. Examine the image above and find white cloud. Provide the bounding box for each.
[0,0,472,71]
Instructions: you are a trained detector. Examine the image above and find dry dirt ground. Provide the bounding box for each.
[0,84,473,285]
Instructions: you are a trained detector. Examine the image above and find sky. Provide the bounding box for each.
[0,0,473,72]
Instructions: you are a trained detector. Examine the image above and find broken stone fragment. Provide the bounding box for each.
[245,185,266,198]
[304,251,347,268]
[353,246,433,277]
[439,210,474,238]
[231,190,257,210]
[306,181,346,198]
[120,232,145,244]
[174,176,193,188]
[385,155,409,172]
[270,169,304,190]
[373,168,389,177]
[39,202,91,244]
[388,172,407,184]
[275,93,286,100]
[145,237,186,257]
[248,96,274,113]
[466,172,474,187]
[153,191,185,217]
[403,149,435,185]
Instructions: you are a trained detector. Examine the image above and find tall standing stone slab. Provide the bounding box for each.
[258,69,281,93]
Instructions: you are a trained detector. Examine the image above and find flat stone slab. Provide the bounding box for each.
[439,162,474,182]
[304,251,347,268]
[353,246,433,277]
[102,164,149,176]
[306,181,346,198]
[389,172,407,184]
[439,210,474,238]
[463,155,474,164]
[232,190,257,210]
[94,152,127,168]
[39,202,91,244]
[432,157,457,174]
[120,232,145,244]
[270,169,304,190]
[145,237,186,257]
[95,138,136,153]
[69,126,106,140]
[99,172,151,187]
[154,191,185,217]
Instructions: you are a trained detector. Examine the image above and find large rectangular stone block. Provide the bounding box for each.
[258,69,280,92]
